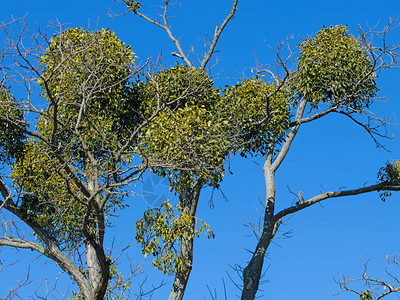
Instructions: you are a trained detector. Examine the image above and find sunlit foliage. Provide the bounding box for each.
[295,25,377,108]
[136,201,214,275]
[0,88,26,164]
[140,65,228,193]
[223,78,292,155]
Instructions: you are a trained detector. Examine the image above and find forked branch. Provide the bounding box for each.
[123,0,239,68]
[336,255,400,299]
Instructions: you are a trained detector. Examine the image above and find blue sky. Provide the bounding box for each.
[1,1,400,299]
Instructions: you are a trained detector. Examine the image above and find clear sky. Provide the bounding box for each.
[1,1,400,299]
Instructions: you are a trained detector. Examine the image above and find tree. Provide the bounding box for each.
[0,1,239,296]
[227,24,400,300]
[0,21,174,299]
[121,3,400,299]
[2,2,400,299]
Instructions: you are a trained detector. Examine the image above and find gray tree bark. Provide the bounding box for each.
[241,157,279,300]
[168,185,202,300]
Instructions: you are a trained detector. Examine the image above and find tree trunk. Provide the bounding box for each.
[168,234,194,300]
[241,224,274,300]
[86,240,109,300]
[85,175,109,300]
[86,242,101,293]
[168,185,202,300]
[241,158,278,300]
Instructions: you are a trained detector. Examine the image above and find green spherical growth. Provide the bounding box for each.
[40,27,136,116]
[0,87,26,164]
[140,65,227,193]
[39,28,140,157]
[10,28,137,247]
[295,25,377,109]
[141,104,228,192]
[223,78,292,155]
[141,64,220,116]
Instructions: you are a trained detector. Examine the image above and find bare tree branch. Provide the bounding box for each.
[336,255,400,299]
[200,0,238,68]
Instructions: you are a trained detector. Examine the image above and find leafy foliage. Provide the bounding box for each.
[136,65,227,278]
[295,25,377,108]
[377,160,400,201]
[140,65,229,193]
[141,105,229,192]
[0,87,26,164]
[360,290,373,300]
[125,0,142,12]
[12,140,87,246]
[141,64,219,116]
[12,140,126,247]
[136,201,214,275]
[11,28,137,247]
[223,78,292,155]
[378,160,400,185]
[38,27,140,165]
